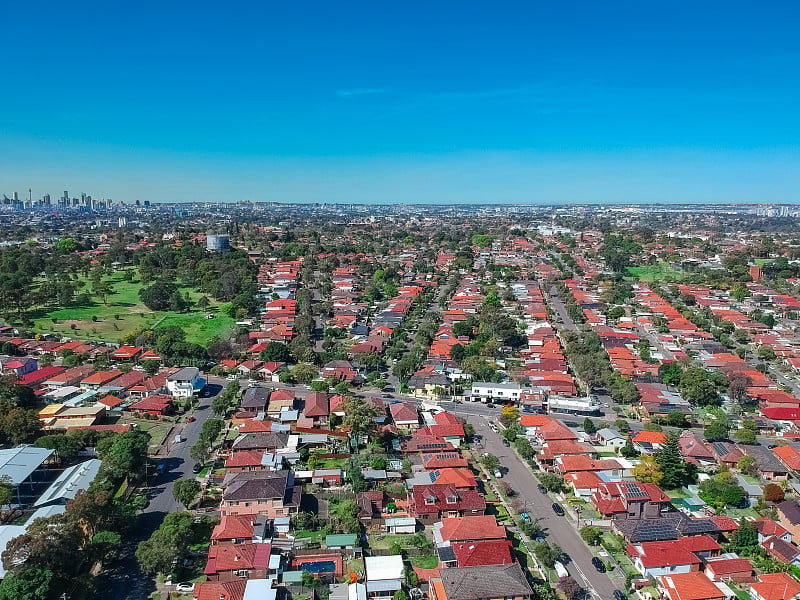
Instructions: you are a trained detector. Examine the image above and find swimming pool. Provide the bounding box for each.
[298,560,337,573]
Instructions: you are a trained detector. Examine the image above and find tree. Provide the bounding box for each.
[699,472,745,509]
[393,590,409,600]
[537,473,567,493]
[655,432,691,489]
[737,455,757,476]
[96,430,151,483]
[728,520,758,549]
[734,421,757,445]
[727,372,752,403]
[0,566,55,600]
[481,454,501,474]
[704,421,729,442]
[533,541,563,568]
[2,513,85,581]
[0,407,42,445]
[632,455,663,485]
[34,434,81,464]
[500,405,519,426]
[342,396,380,441]
[764,483,786,503]
[583,418,597,435]
[0,476,12,509]
[292,362,319,384]
[450,344,466,361]
[757,345,776,361]
[138,280,179,311]
[212,393,229,417]
[557,576,584,600]
[679,368,719,406]
[659,362,683,386]
[260,342,291,363]
[666,411,688,427]
[579,526,602,546]
[135,512,193,575]
[620,440,640,459]
[173,479,201,509]
[643,422,662,432]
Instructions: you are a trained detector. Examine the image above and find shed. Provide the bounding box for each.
[384,517,417,534]
[326,533,362,556]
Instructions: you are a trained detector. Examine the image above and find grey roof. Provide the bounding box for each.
[739,444,788,475]
[614,511,720,543]
[224,471,290,502]
[440,564,532,600]
[34,459,101,506]
[167,366,200,381]
[232,431,290,451]
[0,446,55,485]
[241,387,272,410]
[778,500,800,525]
[597,428,624,440]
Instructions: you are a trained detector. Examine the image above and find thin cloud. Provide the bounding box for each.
[337,88,393,98]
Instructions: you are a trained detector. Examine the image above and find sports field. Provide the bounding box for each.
[626,263,684,282]
[31,270,235,346]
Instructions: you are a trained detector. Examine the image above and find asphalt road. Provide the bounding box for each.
[97,379,221,600]
[467,415,621,600]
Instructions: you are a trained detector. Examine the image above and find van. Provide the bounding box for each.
[174,435,185,443]
[554,562,569,579]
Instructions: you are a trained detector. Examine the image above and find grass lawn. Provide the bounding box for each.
[409,555,439,569]
[627,263,684,282]
[115,416,173,446]
[666,489,689,499]
[30,269,235,346]
[294,529,325,544]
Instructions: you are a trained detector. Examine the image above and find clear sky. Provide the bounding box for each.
[1,1,799,204]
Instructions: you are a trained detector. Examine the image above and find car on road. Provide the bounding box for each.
[186,416,195,423]
[552,503,565,516]
[591,557,606,573]
[502,438,510,446]
[537,483,547,494]
[613,591,627,600]
[488,421,498,432]
[494,470,502,478]
[192,463,203,474]
[520,512,531,523]
[175,583,195,592]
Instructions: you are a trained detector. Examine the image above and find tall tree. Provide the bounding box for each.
[655,432,690,489]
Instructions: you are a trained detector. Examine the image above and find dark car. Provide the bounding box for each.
[192,463,203,474]
[613,591,627,600]
[591,557,606,573]
[552,503,565,516]
[502,438,510,446]
[537,483,547,494]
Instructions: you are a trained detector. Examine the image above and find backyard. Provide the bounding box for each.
[30,269,235,346]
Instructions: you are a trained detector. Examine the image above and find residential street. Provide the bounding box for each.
[96,379,221,600]
[467,416,622,600]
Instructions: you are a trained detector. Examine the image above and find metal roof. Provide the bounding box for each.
[0,446,54,485]
[34,459,101,506]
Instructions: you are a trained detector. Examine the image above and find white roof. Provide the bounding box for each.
[28,504,66,522]
[34,459,101,506]
[0,446,54,485]
[365,555,404,581]
[244,578,276,600]
[349,583,367,600]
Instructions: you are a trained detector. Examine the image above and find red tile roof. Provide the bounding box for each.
[438,516,506,543]
[750,572,800,600]
[451,540,514,567]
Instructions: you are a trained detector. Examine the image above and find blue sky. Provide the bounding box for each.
[1,1,799,204]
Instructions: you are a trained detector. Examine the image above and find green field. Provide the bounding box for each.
[626,263,684,282]
[31,270,236,346]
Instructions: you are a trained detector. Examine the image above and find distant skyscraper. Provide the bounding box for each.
[118,216,127,228]
[206,234,231,252]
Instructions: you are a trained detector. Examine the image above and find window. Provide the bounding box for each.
[235,569,250,578]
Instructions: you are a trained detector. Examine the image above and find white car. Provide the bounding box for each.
[175,583,195,592]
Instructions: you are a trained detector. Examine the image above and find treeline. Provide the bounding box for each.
[0,428,151,599]
[561,329,640,403]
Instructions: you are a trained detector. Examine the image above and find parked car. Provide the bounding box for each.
[186,416,195,423]
[520,512,531,523]
[192,463,203,474]
[175,583,195,592]
[591,557,606,573]
[502,438,510,447]
[613,591,627,600]
[494,470,503,479]
[552,503,565,516]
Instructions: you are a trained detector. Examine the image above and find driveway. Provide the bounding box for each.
[467,415,622,600]
[97,378,222,600]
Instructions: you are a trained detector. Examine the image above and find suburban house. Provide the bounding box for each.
[595,428,627,448]
[703,558,754,583]
[655,572,734,600]
[469,382,523,403]
[626,536,720,578]
[777,500,800,545]
[211,514,270,545]
[438,540,514,568]
[220,471,300,518]
[749,572,800,600]
[166,367,205,398]
[241,388,271,413]
[434,516,507,546]
[409,484,486,525]
[127,394,174,416]
[420,412,465,448]
[389,402,420,431]
[591,481,671,519]
[203,541,274,582]
[431,564,532,600]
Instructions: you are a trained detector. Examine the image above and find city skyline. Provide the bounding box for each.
[2,1,799,204]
